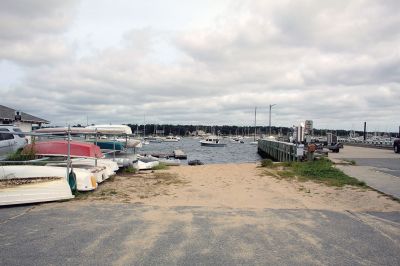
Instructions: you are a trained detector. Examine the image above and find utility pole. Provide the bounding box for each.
[269,104,276,136]
[254,107,257,141]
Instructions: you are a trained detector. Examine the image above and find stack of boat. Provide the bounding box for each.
[0,124,185,206]
[0,140,120,206]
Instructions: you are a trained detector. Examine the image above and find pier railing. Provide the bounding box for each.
[258,139,297,162]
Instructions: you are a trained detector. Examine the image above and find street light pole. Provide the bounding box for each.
[269,104,276,136]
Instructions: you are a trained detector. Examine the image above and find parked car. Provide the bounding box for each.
[327,143,343,153]
[0,125,28,159]
[394,138,400,153]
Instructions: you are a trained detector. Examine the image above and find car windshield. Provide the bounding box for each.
[13,128,25,137]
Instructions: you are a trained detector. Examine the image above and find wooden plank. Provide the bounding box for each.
[173,149,187,159]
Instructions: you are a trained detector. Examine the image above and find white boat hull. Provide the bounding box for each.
[136,160,159,170]
[0,165,97,192]
[200,141,226,147]
[0,165,76,206]
[0,178,74,206]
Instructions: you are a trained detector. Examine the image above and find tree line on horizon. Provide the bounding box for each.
[124,124,399,137]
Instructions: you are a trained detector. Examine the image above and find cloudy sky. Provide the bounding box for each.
[1,0,399,131]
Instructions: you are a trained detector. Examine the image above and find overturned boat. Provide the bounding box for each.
[0,165,92,206]
[24,140,103,158]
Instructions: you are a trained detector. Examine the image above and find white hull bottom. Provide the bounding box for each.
[136,160,159,170]
[0,165,97,192]
[0,179,73,206]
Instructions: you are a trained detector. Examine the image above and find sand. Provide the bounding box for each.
[79,163,400,212]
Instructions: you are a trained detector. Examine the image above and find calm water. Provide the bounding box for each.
[139,138,262,164]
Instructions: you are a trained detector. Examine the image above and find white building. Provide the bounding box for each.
[305,120,313,135]
[0,104,49,132]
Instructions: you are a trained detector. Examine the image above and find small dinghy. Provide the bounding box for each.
[46,158,118,184]
[0,165,98,192]
[0,165,76,206]
[24,140,103,158]
[136,160,159,170]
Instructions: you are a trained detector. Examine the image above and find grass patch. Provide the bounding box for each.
[6,148,36,161]
[151,163,169,170]
[74,191,90,200]
[122,166,137,174]
[260,159,274,167]
[153,172,187,185]
[268,158,366,187]
[279,170,296,178]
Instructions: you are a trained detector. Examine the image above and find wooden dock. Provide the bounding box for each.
[173,149,187,159]
[140,149,187,159]
[258,139,298,162]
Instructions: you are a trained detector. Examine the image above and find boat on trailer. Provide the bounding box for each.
[163,136,179,142]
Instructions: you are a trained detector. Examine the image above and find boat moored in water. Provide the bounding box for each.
[200,136,227,147]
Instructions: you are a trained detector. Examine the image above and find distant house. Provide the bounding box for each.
[0,104,49,132]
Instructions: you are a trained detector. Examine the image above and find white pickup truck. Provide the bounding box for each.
[0,125,28,159]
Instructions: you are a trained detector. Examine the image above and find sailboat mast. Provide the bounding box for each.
[254,107,257,141]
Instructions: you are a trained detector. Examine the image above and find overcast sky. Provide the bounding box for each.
[1,0,399,131]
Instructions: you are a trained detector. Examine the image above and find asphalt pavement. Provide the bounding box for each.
[330,145,400,199]
[1,203,399,265]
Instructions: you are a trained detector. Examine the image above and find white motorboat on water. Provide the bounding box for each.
[146,136,163,143]
[163,136,179,142]
[200,136,227,147]
[230,137,244,143]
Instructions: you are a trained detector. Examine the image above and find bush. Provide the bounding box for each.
[122,166,137,174]
[151,163,169,170]
[261,159,274,167]
[6,148,36,161]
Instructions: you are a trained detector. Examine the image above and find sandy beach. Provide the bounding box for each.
[80,162,400,212]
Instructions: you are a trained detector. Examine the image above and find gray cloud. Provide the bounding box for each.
[0,0,77,65]
[1,0,399,131]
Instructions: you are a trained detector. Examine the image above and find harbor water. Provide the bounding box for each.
[139,138,262,164]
